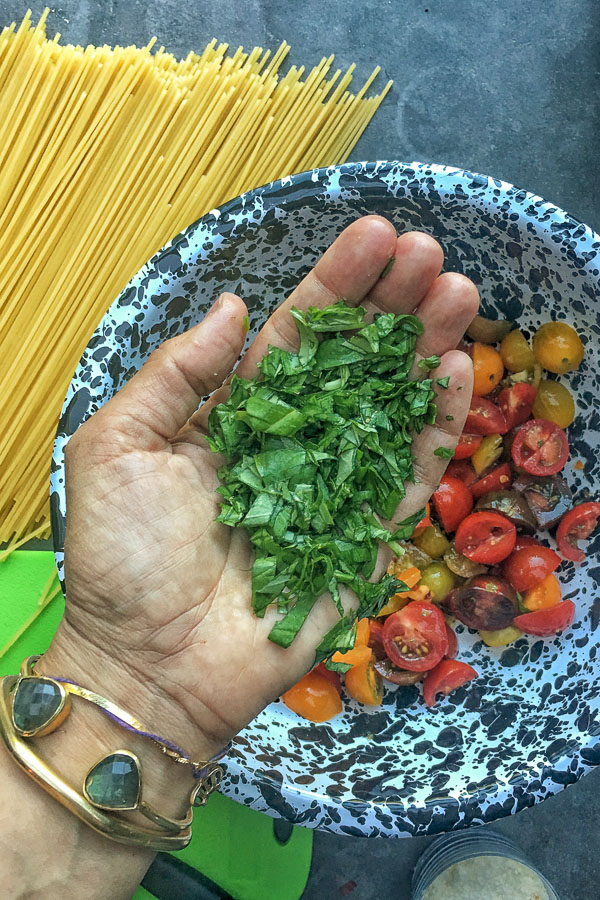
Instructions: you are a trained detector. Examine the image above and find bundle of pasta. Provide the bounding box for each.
[0,10,391,552]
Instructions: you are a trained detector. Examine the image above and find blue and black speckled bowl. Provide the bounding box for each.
[51,162,600,838]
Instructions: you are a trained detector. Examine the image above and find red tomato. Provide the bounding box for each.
[556,502,600,562]
[455,511,517,564]
[446,459,477,486]
[412,502,432,537]
[471,463,512,499]
[454,433,483,459]
[497,383,537,430]
[511,419,569,475]
[432,476,474,533]
[503,541,561,592]
[444,623,458,659]
[513,535,540,552]
[367,618,386,660]
[465,397,508,435]
[314,662,342,690]
[382,601,448,672]
[423,659,478,708]
[514,600,575,636]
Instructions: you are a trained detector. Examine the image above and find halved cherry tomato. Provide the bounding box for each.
[432,476,474,533]
[345,657,383,705]
[355,618,370,646]
[373,659,423,685]
[314,662,342,690]
[331,644,372,667]
[282,671,342,722]
[368,618,386,660]
[513,534,540,552]
[514,600,575,636]
[511,419,569,475]
[471,463,512,499]
[444,623,458,659]
[446,459,477,486]
[497,383,537,430]
[465,397,508,435]
[500,329,535,373]
[455,511,516,563]
[503,541,561,591]
[471,433,503,476]
[472,343,505,396]
[522,573,562,610]
[455,433,483,459]
[412,502,432,537]
[533,380,575,428]
[556,502,600,562]
[423,659,478,708]
[382,601,448,672]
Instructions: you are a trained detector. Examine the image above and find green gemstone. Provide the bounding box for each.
[12,677,62,733]
[85,752,141,809]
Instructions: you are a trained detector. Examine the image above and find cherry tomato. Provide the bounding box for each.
[471,462,512,499]
[500,329,535,373]
[455,511,516,564]
[497,383,537,430]
[368,618,386,660]
[432,476,474,533]
[471,433,503,475]
[455,432,484,459]
[556,502,600,562]
[445,459,477,486]
[511,418,569,475]
[382,601,448,672]
[345,657,383,705]
[314,662,342,690]
[466,397,508,435]
[444,623,458,659]
[514,600,575,636]
[373,659,423,685]
[472,342,505,396]
[377,566,423,617]
[282,671,342,722]
[413,523,451,558]
[523,573,562,611]
[445,575,517,630]
[355,618,370,646]
[331,644,372,667]
[503,541,561,591]
[423,659,478,708]
[533,322,584,374]
[532,380,575,428]
[513,534,541,552]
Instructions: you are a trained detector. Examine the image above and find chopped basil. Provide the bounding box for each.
[418,355,441,370]
[208,301,434,654]
[434,447,455,459]
[445,414,454,421]
[437,376,450,389]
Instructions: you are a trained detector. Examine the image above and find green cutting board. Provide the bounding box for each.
[0,551,312,900]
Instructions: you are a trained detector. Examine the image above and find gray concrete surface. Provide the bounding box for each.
[2,1,598,897]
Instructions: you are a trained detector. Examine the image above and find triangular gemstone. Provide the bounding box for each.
[12,677,63,734]
[85,752,141,810]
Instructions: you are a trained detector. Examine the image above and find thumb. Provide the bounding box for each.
[84,293,248,452]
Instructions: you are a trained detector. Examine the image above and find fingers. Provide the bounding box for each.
[76,293,248,454]
[362,230,444,317]
[192,216,397,430]
[393,349,474,525]
[414,272,480,362]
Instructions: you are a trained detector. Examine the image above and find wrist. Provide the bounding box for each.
[36,620,225,818]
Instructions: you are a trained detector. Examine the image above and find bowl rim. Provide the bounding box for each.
[51,159,600,836]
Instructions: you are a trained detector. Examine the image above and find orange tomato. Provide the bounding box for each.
[331,644,372,667]
[282,671,342,722]
[377,566,423,616]
[523,573,562,611]
[472,342,505,396]
[355,618,370,646]
[345,656,383,705]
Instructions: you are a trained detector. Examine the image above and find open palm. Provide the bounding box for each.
[51,216,479,756]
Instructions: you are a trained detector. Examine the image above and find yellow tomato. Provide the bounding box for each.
[532,380,575,427]
[345,657,383,705]
[471,433,503,475]
[472,342,504,396]
[523,573,562,610]
[500,329,535,372]
[480,626,523,647]
[532,322,584,374]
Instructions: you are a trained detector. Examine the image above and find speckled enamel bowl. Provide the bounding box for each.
[51,162,600,838]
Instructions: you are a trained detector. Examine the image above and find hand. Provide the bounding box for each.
[43,216,479,770]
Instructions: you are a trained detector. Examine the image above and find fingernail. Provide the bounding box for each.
[204,294,226,320]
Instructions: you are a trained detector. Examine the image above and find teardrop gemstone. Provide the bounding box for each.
[12,677,64,734]
[84,752,141,810]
